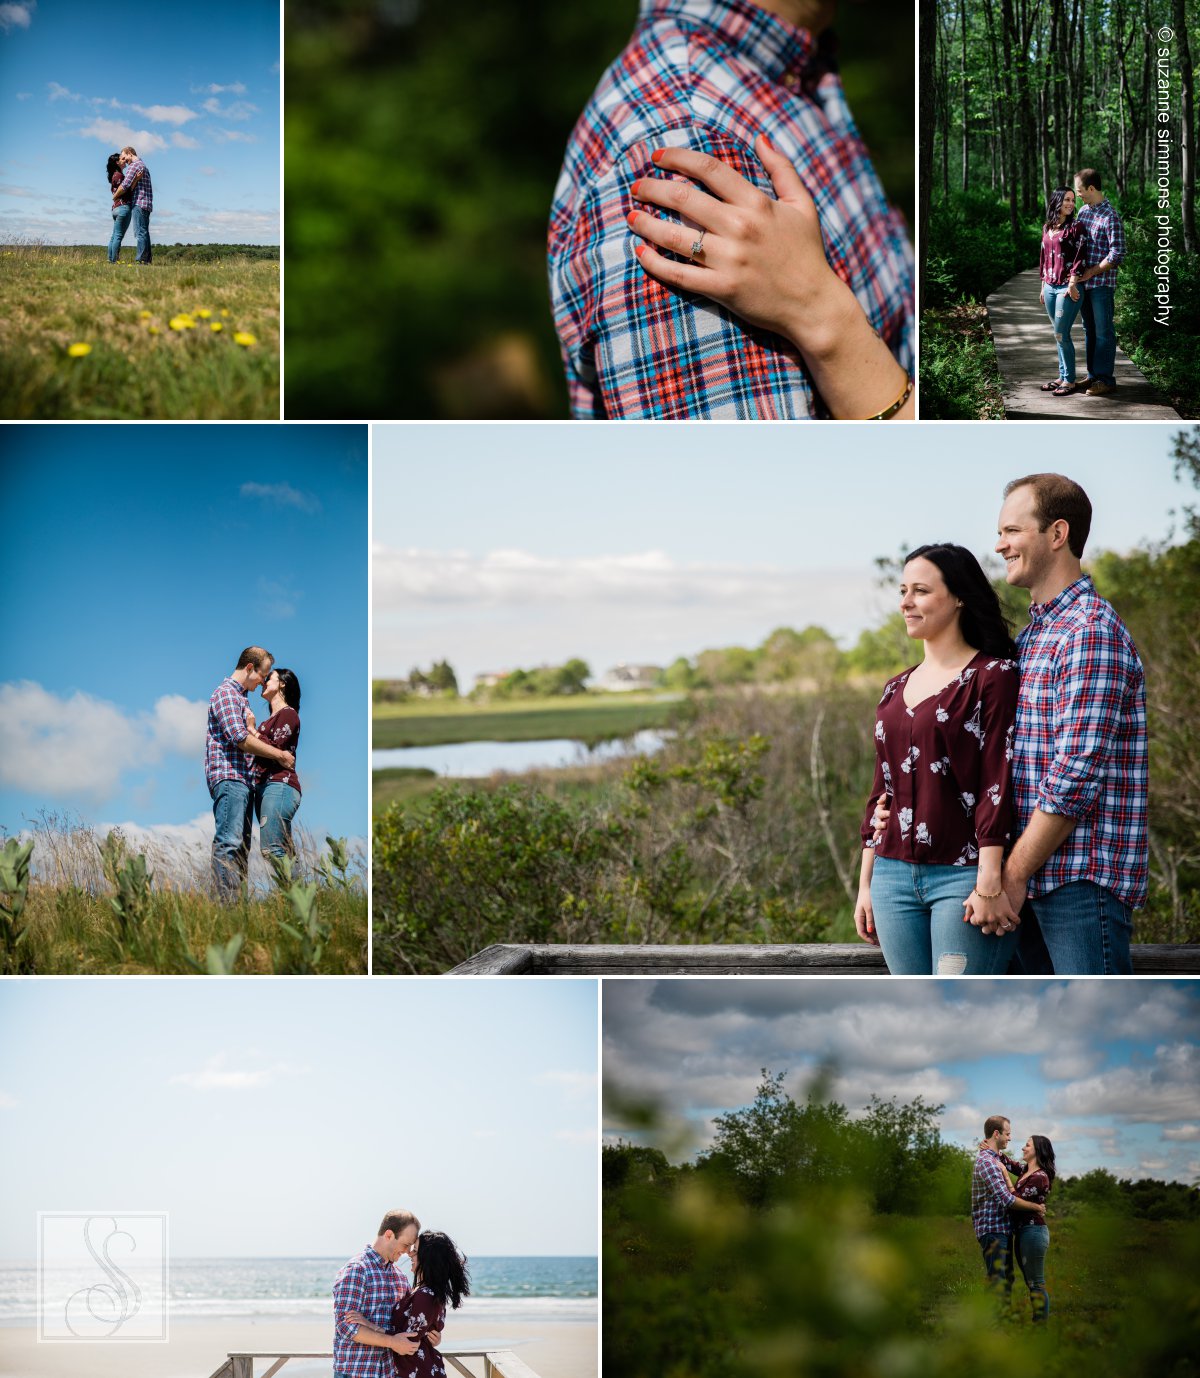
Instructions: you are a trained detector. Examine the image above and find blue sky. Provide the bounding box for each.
[0,1,279,243]
[0,977,598,1259]
[374,423,1196,686]
[0,426,367,852]
[603,980,1200,1185]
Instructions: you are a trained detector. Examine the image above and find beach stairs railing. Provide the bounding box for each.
[206,1348,541,1378]
[447,941,1200,975]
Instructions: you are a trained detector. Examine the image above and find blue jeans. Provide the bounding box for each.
[108,205,131,262]
[1014,1223,1050,1322]
[256,781,301,858]
[1014,881,1133,974]
[1042,283,1081,381]
[211,779,252,903]
[1081,285,1116,384]
[132,205,152,263]
[871,857,1020,975]
[978,1232,1014,1303]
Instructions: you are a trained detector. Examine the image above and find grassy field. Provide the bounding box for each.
[372,761,629,814]
[372,693,681,748]
[0,245,279,418]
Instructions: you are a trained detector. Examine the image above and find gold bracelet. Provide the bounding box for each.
[973,886,1003,900]
[863,375,913,421]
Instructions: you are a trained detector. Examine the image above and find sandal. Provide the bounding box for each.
[1052,382,1077,396]
[1039,379,1063,391]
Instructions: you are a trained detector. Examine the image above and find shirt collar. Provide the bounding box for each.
[1028,574,1093,622]
[223,675,248,697]
[639,0,823,84]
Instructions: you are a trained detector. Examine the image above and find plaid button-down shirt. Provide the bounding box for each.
[117,158,153,211]
[332,1247,412,1378]
[548,0,914,419]
[1013,576,1148,907]
[1076,198,1124,289]
[972,1148,1017,1238]
[205,676,253,790]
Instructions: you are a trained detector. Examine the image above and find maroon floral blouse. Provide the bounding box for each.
[1002,1154,1051,1227]
[251,706,301,794]
[861,651,1019,866]
[391,1284,447,1378]
[1040,221,1087,285]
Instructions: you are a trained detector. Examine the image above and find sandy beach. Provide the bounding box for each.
[0,1316,597,1378]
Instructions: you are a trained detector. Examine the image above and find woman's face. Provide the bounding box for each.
[261,669,280,701]
[1022,1138,1035,1163]
[899,558,960,643]
[1060,190,1075,219]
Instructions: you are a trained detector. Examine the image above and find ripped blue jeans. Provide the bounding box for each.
[1042,283,1081,382]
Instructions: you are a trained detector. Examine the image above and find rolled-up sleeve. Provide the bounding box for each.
[333,1266,365,1343]
[1107,210,1126,266]
[1039,622,1137,820]
[981,1154,1016,1207]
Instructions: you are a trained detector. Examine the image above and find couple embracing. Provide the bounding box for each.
[854,472,1147,975]
[204,646,303,902]
[973,1116,1056,1324]
[333,1209,470,1378]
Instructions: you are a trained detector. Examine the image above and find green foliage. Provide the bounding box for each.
[483,658,591,699]
[925,192,1042,305]
[0,838,35,974]
[316,835,355,890]
[269,854,332,974]
[918,304,1007,419]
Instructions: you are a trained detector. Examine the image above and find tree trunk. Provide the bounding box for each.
[961,0,970,192]
[920,0,936,313]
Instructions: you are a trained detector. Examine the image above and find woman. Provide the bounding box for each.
[248,667,302,860]
[107,152,131,264]
[853,544,1020,974]
[627,136,912,420]
[1037,187,1087,397]
[391,1231,470,1378]
[1003,1135,1054,1322]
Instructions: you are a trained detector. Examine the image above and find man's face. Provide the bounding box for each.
[245,660,271,691]
[1073,178,1099,206]
[996,1121,1012,1150]
[996,486,1057,591]
[382,1225,418,1264]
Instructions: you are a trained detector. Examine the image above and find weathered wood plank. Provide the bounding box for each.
[447,942,1200,975]
[485,1352,543,1378]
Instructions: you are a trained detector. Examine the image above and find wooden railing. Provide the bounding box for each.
[207,1348,540,1378]
[448,941,1200,975]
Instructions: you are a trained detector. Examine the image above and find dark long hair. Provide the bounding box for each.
[1043,186,1076,230]
[274,667,301,711]
[1031,1134,1056,1185]
[106,153,122,188]
[414,1231,470,1310]
[904,544,1019,659]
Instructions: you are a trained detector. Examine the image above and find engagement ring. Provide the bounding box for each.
[691,230,706,258]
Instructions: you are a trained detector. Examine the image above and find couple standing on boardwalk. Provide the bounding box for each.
[332,1211,470,1378]
[1037,167,1125,399]
[854,471,1147,976]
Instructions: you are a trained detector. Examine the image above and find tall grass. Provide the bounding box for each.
[1,815,366,975]
[0,243,279,418]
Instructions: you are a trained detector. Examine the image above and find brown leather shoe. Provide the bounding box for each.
[1085,380,1116,396]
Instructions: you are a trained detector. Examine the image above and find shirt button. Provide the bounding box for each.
[783,71,800,91]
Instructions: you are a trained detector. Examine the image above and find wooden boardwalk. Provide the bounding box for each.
[449,942,1200,976]
[984,268,1178,420]
[207,1346,539,1378]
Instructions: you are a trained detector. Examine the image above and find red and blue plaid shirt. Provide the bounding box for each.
[972,1148,1018,1238]
[205,676,253,790]
[117,157,153,211]
[1076,198,1124,289]
[548,0,913,418]
[333,1246,412,1378]
[1013,576,1148,907]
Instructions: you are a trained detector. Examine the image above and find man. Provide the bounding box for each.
[972,1116,1044,1307]
[113,146,154,265]
[205,646,295,903]
[333,1210,441,1378]
[970,474,1148,974]
[1069,169,1125,397]
[548,0,913,418]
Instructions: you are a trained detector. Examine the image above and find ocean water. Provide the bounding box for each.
[0,1255,596,1325]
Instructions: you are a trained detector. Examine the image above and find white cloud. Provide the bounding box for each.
[171,132,200,149]
[0,681,206,805]
[0,1,33,32]
[131,103,197,126]
[15,90,31,99]
[197,82,247,96]
[214,129,256,144]
[1047,1044,1200,1124]
[77,118,168,154]
[240,481,320,514]
[202,97,257,121]
[1163,1125,1200,1142]
[47,80,79,101]
[170,1053,302,1092]
[0,183,34,197]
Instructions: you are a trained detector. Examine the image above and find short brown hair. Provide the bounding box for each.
[983,1115,1010,1139]
[236,645,272,672]
[378,1209,420,1238]
[1074,167,1102,191]
[1004,473,1093,557]
[121,145,138,156]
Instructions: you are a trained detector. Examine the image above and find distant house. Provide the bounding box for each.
[598,663,662,692]
[473,670,510,691]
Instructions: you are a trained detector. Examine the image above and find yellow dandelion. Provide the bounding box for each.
[197,308,212,319]
[220,308,230,317]
[138,310,152,319]
[169,314,197,331]
[67,342,92,357]
[148,326,161,335]
[210,321,223,332]
[233,331,257,347]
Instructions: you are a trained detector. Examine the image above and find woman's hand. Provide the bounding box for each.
[963,886,1021,935]
[853,886,879,946]
[870,792,889,843]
